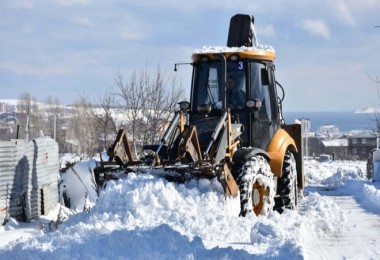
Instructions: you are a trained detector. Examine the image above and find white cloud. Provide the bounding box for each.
[331,0,356,27]
[299,19,331,40]
[257,24,276,39]
[0,62,70,77]
[345,0,380,10]
[13,0,35,9]
[1,0,379,110]
[69,17,94,28]
[120,28,147,41]
[56,0,92,6]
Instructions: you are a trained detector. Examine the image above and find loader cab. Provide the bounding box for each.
[191,58,247,111]
[190,52,281,149]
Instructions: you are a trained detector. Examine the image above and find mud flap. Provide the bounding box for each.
[283,124,305,190]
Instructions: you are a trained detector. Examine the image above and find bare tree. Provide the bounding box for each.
[114,66,183,156]
[69,100,100,156]
[0,121,15,141]
[368,74,380,132]
[79,90,118,151]
[68,89,118,157]
[114,70,146,153]
[370,74,380,98]
[44,96,68,152]
[16,92,44,141]
[143,66,183,144]
[93,90,118,150]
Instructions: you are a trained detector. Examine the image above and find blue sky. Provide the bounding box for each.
[0,0,380,111]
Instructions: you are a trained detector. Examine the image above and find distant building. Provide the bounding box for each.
[0,102,6,113]
[294,115,376,160]
[348,132,377,160]
[318,125,340,139]
[305,132,377,161]
[295,118,311,158]
[305,136,324,158]
[297,118,311,133]
[321,138,348,160]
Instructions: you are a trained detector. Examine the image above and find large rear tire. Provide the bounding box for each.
[236,155,274,216]
[274,151,297,213]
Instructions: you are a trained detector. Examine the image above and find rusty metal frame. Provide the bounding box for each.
[107,128,135,166]
[177,125,202,162]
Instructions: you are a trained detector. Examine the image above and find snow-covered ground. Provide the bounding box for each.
[1,158,380,259]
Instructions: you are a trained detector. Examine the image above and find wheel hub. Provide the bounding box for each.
[252,179,269,216]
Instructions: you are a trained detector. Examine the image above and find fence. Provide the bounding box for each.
[0,137,59,225]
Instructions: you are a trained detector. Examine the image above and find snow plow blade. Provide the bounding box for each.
[94,107,240,198]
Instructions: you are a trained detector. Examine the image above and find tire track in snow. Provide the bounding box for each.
[301,189,380,259]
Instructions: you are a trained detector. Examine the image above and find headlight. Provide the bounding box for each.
[246,99,262,109]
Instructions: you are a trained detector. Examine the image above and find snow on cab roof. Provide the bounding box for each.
[195,45,275,54]
[192,45,276,61]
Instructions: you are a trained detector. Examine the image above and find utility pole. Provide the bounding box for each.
[24,107,30,143]
[54,114,57,141]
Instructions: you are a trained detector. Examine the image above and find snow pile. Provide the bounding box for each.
[0,172,343,259]
[304,159,366,186]
[0,158,379,258]
[300,192,345,234]
[250,191,345,258]
[59,153,82,168]
[345,181,380,214]
[323,167,362,188]
[0,174,266,258]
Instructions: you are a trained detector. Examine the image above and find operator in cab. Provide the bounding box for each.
[226,75,246,109]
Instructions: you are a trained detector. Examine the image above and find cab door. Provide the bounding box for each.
[248,62,280,149]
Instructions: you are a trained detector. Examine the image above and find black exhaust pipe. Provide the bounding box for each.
[227,14,257,47]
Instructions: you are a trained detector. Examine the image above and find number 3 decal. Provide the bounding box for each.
[238,61,244,70]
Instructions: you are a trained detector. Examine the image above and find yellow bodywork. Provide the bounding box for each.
[192,48,275,62]
[266,129,298,177]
